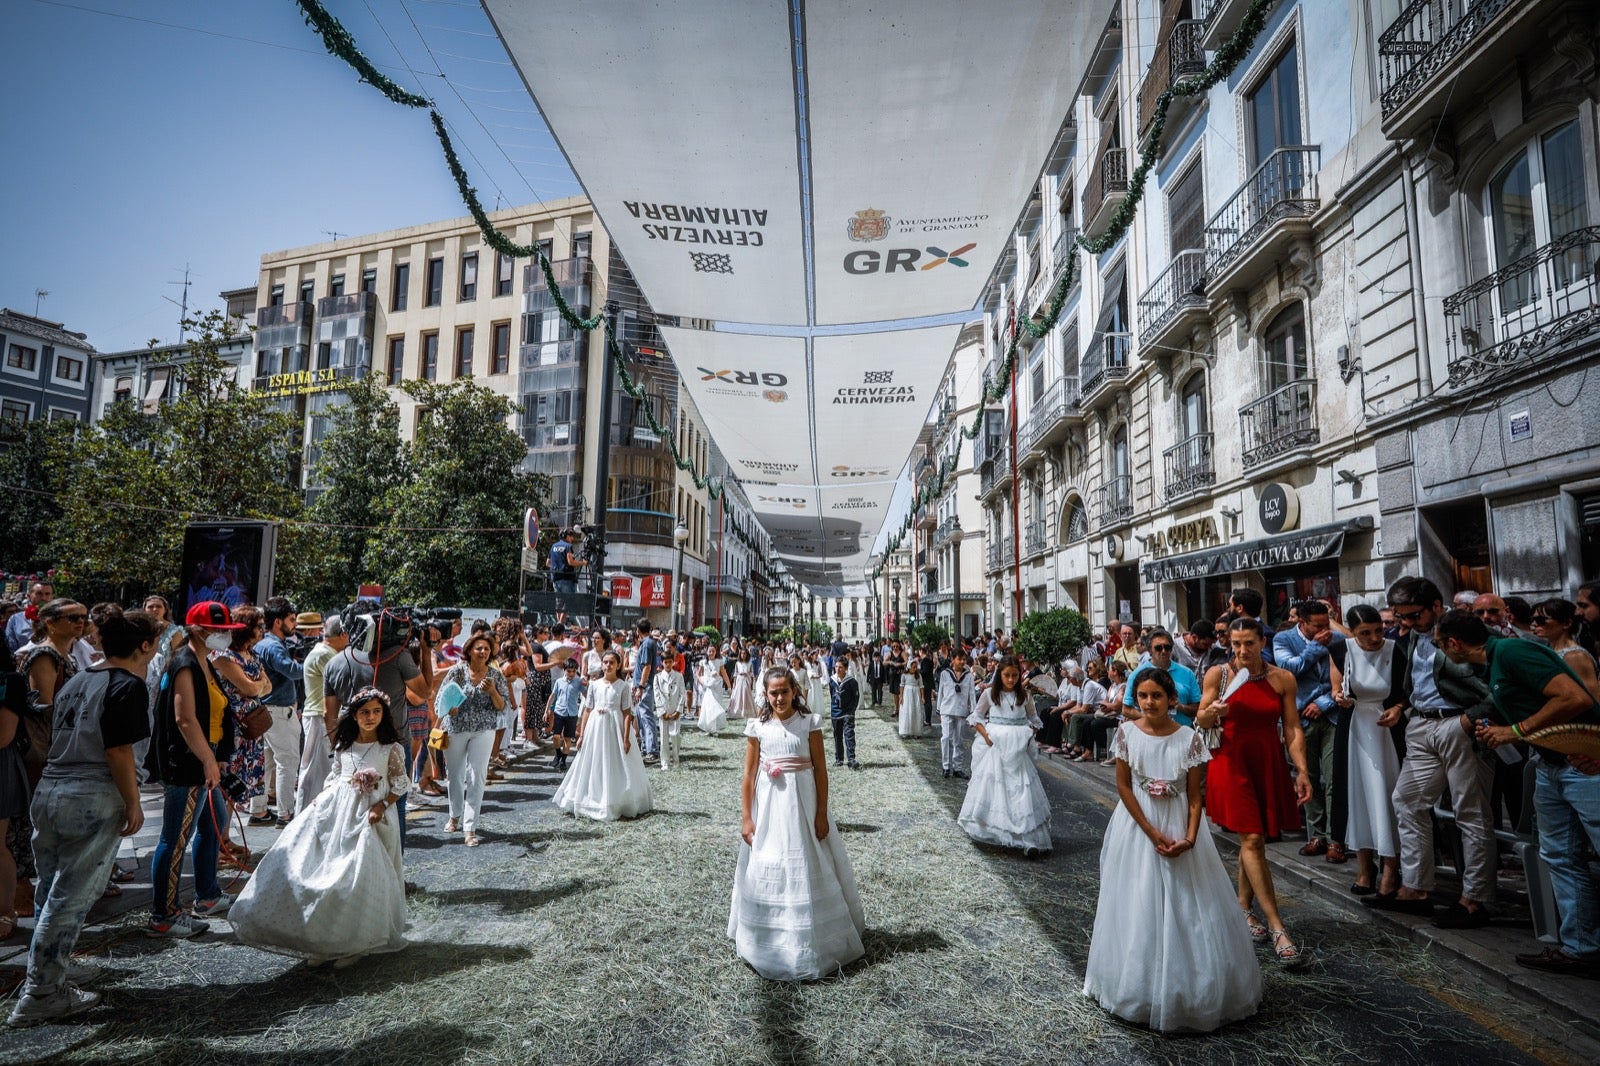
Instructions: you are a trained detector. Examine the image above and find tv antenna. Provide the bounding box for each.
[322,230,346,241]
[161,266,195,344]
[33,289,48,317]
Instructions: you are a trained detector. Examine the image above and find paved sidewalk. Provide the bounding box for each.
[1037,750,1600,1046]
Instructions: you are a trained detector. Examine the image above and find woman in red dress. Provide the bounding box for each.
[1196,617,1312,966]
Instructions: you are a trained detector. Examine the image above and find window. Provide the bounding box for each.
[330,274,345,298]
[1247,41,1301,167]
[2,398,30,423]
[362,268,378,295]
[493,322,511,374]
[386,336,404,380]
[422,332,439,380]
[1028,344,1046,405]
[1262,304,1308,392]
[1180,373,1208,439]
[425,258,444,307]
[300,279,315,305]
[316,342,333,370]
[392,263,410,311]
[573,232,592,260]
[1485,119,1591,309]
[495,253,515,297]
[54,353,83,382]
[1112,425,1130,480]
[1168,161,1205,253]
[456,327,474,378]
[269,284,284,307]
[460,253,478,301]
[6,344,37,372]
[113,377,133,404]
[1059,318,1079,386]
[1061,495,1089,544]
[48,408,78,422]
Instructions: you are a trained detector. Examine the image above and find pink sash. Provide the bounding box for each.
[762,756,813,779]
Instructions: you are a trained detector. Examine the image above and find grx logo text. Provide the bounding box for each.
[698,367,789,387]
[843,243,976,274]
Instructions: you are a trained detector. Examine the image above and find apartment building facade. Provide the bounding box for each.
[975,0,1600,634]
[0,309,97,426]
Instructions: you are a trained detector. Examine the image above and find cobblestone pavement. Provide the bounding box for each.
[1,706,1594,1065]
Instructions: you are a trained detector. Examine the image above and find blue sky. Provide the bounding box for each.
[1,0,580,353]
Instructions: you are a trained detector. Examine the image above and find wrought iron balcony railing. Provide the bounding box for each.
[1137,248,1210,342]
[1083,135,1129,235]
[1377,0,1520,119]
[1139,18,1206,133]
[1080,331,1132,398]
[1239,380,1319,470]
[1096,475,1135,528]
[1163,432,1216,501]
[1204,146,1320,277]
[1018,375,1080,455]
[1443,226,1600,386]
[1024,520,1048,559]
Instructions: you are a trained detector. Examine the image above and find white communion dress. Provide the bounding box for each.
[698,657,730,735]
[728,712,866,981]
[553,677,653,821]
[1083,722,1262,1032]
[1343,640,1401,856]
[229,742,409,964]
[898,667,924,737]
[958,689,1051,852]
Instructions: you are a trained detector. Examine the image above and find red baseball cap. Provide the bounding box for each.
[185,601,244,629]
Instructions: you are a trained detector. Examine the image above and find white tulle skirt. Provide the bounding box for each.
[958,722,1051,851]
[897,679,924,737]
[728,768,865,981]
[1083,787,1262,1031]
[552,710,653,821]
[698,688,729,735]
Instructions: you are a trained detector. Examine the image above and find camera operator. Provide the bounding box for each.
[550,528,586,594]
[254,597,305,825]
[323,604,435,851]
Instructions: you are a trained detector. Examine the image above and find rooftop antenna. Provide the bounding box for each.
[161,265,194,345]
[322,230,345,241]
[33,289,48,317]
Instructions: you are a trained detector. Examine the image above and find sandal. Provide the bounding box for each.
[1270,929,1307,967]
[419,783,445,797]
[464,834,481,847]
[102,882,123,899]
[1244,910,1269,942]
[445,818,460,833]
[110,865,137,884]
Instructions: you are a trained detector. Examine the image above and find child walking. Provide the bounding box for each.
[958,655,1052,856]
[545,658,585,773]
[552,651,652,821]
[1083,668,1261,1032]
[654,648,687,770]
[729,668,865,981]
[936,651,976,779]
[228,688,409,966]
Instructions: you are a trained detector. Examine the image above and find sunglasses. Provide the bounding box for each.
[1531,615,1550,624]
[1392,608,1425,621]
[57,614,88,624]
[1150,644,1173,652]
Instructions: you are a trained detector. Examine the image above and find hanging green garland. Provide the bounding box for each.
[292,0,1278,589]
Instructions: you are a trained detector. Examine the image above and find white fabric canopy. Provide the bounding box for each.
[485,0,1103,594]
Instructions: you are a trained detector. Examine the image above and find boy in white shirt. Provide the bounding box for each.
[653,653,687,770]
[936,651,977,779]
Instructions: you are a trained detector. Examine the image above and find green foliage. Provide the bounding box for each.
[46,311,302,598]
[0,418,73,576]
[360,377,548,609]
[776,621,833,645]
[693,624,722,645]
[1014,608,1093,669]
[909,621,951,650]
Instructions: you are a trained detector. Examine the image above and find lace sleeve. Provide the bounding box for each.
[1111,722,1130,764]
[385,744,410,796]
[1180,727,1212,770]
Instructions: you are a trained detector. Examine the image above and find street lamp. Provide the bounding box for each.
[892,576,902,639]
[672,520,689,632]
[950,519,964,640]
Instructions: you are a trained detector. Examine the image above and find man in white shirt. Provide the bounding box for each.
[935,650,977,779]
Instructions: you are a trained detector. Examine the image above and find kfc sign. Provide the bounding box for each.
[640,573,672,609]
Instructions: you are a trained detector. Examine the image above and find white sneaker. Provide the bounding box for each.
[7,985,101,1027]
[190,892,234,918]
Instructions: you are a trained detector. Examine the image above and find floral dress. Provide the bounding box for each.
[213,647,267,806]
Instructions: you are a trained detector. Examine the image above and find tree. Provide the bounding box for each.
[909,621,951,650]
[361,377,548,608]
[693,624,722,644]
[1014,607,1093,669]
[0,418,73,577]
[48,312,302,599]
[276,375,411,609]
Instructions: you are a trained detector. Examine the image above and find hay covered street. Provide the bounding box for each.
[1,704,1590,1066]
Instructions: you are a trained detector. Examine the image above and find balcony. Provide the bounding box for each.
[1163,432,1216,502]
[1082,133,1129,240]
[985,539,1016,573]
[316,291,375,319]
[1196,0,1256,51]
[1377,0,1540,141]
[1096,475,1135,529]
[1239,380,1319,471]
[978,442,1014,501]
[524,256,594,317]
[1023,520,1048,560]
[1030,228,1081,323]
[708,574,747,596]
[1137,248,1210,359]
[606,509,677,547]
[1079,331,1132,405]
[254,301,313,351]
[935,514,963,545]
[1443,226,1600,387]
[917,549,935,573]
[1018,376,1080,460]
[1204,146,1320,296]
[1139,19,1206,137]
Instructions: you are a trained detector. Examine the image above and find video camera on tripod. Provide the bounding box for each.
[341,600,463,656]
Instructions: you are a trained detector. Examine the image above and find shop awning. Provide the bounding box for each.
[1140,518,1375,585]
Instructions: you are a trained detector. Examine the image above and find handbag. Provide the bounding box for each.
[428,726,450,752]
[236,699,273,741]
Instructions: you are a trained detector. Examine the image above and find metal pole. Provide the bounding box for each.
[590,301,620,606]
[1008,314,1024,629]
[713,493,723,634]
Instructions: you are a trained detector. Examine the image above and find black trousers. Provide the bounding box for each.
[831,714,856,765]
[869,679,884,705]
[921,684,935,725]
